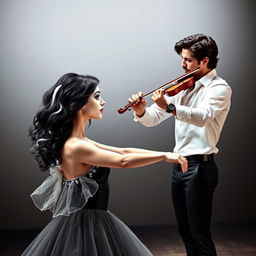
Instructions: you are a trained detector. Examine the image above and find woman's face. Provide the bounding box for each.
[82,86,106,119]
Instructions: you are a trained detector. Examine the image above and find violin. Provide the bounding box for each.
[117,67,200,114]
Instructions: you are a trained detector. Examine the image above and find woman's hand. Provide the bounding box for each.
[164,153,188,173]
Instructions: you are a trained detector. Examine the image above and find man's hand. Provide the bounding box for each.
[128,92,147,117]
[151,89,168,111]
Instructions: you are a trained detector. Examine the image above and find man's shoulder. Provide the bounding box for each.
[208,75,232,99]
[211,74,231,90]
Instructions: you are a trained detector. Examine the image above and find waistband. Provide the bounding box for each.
[84,205,108,211]
[185,154,214,162]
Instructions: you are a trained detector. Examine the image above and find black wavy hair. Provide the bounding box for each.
[174,34,219,69]
[29,73,99,171]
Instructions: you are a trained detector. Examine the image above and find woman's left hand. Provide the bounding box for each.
[164,153,188,173]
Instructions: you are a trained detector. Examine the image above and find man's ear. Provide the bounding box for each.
[202,56,209,66]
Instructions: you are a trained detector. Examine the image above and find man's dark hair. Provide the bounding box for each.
[174,34,219,69]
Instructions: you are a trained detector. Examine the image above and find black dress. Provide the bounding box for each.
[22,166,153,256]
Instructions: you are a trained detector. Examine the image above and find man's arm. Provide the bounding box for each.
[130,91,175,127]
[175,83,232,127]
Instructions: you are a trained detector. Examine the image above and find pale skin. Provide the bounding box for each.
[128,48,211,117]
[59,86,188,180]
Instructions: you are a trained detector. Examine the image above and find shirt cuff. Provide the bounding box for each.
[133,109,151,123]
[133,109,148,122]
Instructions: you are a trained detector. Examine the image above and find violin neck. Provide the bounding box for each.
[143,67,200,98]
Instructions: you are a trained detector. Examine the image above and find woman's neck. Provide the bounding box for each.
[71,117,89,138]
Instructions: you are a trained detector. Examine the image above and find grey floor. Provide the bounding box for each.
[0,223,255,256]
[133,223,256,256]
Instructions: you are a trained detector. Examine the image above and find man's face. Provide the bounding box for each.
[180,49,200,73]
[180,48,209,79]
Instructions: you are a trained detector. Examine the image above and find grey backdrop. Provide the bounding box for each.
[0,0,255,229]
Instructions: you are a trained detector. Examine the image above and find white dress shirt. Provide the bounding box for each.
[134,69,232,156]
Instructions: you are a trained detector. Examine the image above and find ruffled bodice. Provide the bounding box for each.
[30,166,110,218]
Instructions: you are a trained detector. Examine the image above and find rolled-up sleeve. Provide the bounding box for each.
[176,83,232,127]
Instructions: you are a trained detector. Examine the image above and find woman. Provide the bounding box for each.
[22,73,187,255]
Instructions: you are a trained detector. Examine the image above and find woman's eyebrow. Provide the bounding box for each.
[94,90,100,95]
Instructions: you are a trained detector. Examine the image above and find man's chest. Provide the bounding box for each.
[178,85,208,107]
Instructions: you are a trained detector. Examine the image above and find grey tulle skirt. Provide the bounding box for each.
[22,209,153,256]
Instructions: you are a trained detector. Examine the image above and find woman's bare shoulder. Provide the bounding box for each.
[63,137,95,155]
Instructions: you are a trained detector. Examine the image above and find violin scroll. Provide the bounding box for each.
[117,104,132,114]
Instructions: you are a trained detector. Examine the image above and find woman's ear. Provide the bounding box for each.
[77,106,86,117]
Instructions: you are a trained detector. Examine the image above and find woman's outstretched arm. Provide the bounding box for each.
[88,139,167,155]
[71,139,187,172]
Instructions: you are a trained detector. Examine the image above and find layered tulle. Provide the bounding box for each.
[22,209,153,256]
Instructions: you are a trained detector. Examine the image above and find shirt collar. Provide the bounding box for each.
[197,69,217,87]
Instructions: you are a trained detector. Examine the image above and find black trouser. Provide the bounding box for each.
[172,154,218,256]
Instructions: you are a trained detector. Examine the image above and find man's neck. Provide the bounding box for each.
[195,68,212,81]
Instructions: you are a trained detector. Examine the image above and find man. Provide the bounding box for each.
[129,34,232,256]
